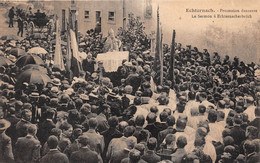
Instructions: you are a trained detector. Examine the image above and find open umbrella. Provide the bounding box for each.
[27,47,48,55]
[1,35,20,41]
[0,56,12,67]
[16,69,51,87]
[15,54,44,68]
[22,64,48,74]
[0,50,5,56]
[9,48,26,58]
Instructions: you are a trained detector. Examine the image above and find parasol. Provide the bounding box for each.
[9,48,26,58]
[27,47,48,55]
[0,56,12,67]
[16,69,51,88]
[1,35,20,41]
[22,64,48,74]
[15,54,44,68]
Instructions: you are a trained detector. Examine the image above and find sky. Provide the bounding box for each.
[152,0,260,63]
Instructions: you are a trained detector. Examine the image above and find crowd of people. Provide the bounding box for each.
[0,5,260,163]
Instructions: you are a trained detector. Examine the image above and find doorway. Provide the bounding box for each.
[95,11,101,33]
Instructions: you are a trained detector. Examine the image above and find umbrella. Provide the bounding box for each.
[0,50,5,56]
[1,35,20,41]
[27,47,48,55]
[9,48,26,58]
[16,69,51,87]
[15,54,44,68]
[0,56,12,67]
[22,64,48,74]
[32,33,46,39]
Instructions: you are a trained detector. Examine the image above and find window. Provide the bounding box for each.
[84,11,90,19]
[108,11,115,22]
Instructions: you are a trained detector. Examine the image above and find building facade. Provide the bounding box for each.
[53,0,156,36]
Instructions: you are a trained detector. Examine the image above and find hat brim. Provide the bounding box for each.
[0,120,11,130]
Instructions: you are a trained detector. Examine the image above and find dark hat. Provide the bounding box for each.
[223,136,234,146]
[234,114,242,124]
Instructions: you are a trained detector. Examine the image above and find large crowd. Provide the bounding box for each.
[0,5,260,163]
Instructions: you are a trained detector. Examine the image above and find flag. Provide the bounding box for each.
[160,24,163,86]
[70,29,83,77]
[53,19,65,71]
[66,22,72,72]
[153,6,163,85]
[169,30,176,86]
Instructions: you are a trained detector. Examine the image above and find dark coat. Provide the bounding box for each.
[133,126,150,143]
[101,127,123,153]
[16,119,32,138]
[249,118,260,137]
[70,147,99,163]
[247,152,260,163]
[154,122,168,132]
[82,58,95,74]
[109,149,129,163]
[141,150,161,163]
[63,140,80,160]
[125,73,141,94]
[14,135,41,163]
[6,115,20,144]
[8,8,15,18]
[158,126,176,145]
[0,132,14,163]
[37,119,56,145]
[40,150,69,163]
[230,125,246,146]
[144,123,159,139]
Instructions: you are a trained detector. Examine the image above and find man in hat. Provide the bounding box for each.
[0,119,14,162]
[17,16,24,37]
[37,109,56,146]
[14,124,41,162]
[16,109,32,138]
[40,136,69,163]
[70,135,100,163]
[8,6,15,28]
[230,114,246,146]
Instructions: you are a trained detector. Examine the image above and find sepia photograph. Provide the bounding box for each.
[0,0,259,162]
